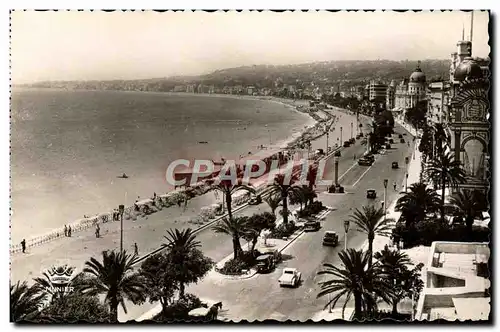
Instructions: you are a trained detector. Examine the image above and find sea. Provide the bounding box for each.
[10,88,314,242]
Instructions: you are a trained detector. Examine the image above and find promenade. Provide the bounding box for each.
[11,106,360,287]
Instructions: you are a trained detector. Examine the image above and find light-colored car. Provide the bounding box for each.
[278,268,302,287]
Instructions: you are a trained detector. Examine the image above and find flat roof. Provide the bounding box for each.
[452,297,490,320]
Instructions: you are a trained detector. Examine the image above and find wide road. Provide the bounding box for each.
[182,122,416,322]
[121,118,415,321]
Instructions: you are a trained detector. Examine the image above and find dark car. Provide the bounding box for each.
[398,134,403,139]
[248,194,262,205]
[256,254,276,273]
[364,154,375,162]
[304,220,321,232]
[334,150,341,157]
[343,141,351,147]
[322,231,339,246]
[358,158,373,166]
[389,139,394,144]
[392,162,399,169]
[367,189,377,199]
[400,138,405,143]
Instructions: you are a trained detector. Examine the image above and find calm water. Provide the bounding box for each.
[10,89,312,242]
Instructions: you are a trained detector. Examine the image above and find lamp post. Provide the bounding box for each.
[340,126,343,144]
[118,204,124,252]
[405,173,409,193]
[383,179,388,220]
[326,125,329,153]
[350,122,353,139]
[343,220,350,251]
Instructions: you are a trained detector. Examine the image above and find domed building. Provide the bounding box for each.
[393,61,427,117]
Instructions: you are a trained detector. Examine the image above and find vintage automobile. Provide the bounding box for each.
[392,162,399,169]
[366,189,377,199]
[255,254,276,273]
[389,139,394,144]
[343,141,351,147]
[304,219,321,232]
[358,158,373,166]
[398,134,403,139]
[248,194,262,205]
[278,268,302,287]
[322,231,339,246]
[334,150,341,157]
[400,138,405,143]
[364,154,375,162]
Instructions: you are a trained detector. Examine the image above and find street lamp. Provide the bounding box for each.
[405,173,409,193]
[343,220,350,251]
[350,122,353,139]
[340,127,343,144]
[383,179,388,220]
[118,204,125,252]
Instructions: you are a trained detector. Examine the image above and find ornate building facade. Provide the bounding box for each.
[447,39,490,193]
[393,62,427,116]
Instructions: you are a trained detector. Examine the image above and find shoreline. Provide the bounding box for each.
[10,93,324,253]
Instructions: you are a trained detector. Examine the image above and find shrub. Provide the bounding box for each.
[269,221,298,239]
[153,293,204,321]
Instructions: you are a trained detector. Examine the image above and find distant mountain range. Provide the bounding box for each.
[17,59,452,91]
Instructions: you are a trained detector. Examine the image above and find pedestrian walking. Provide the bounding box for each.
[64,225,68,237]
[68,225,72,237]
[95,225,100,238]
[134,242,138,256]
[393,181,397,191]
[21,239,26,253]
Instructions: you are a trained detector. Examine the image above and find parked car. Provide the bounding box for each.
[248,194,262,205]
[315,149,325,156]
[322,231,339,246]
[392,162,399,169]
[398,134,403,139]
[256,254,276,273]
[400,138,405,143]
[366,189,377,199]
[278,268,302,287]
[358,158,373,166]
[343,141,350,147]
[304,220,321,232]
[334,151,341,157]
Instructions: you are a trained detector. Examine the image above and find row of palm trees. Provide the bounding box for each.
[11,228,212,323]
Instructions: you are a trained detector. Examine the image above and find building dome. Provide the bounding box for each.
[454,59,483,81]
[409,67,426,83]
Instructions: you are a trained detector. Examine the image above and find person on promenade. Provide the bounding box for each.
[68,226,72,237]
[21,239,26,253]
[134,242,138,256]
[393,181,397,191]
[134,200,140,212]
[95,225,100,238]
[64,225,68,237]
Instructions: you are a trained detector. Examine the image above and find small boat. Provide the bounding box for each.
[199,141,209,144]
[117,173,129,179]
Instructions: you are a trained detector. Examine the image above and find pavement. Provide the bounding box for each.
[123,117,417,322]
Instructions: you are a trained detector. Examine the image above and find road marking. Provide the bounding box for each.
[351,164,374,187]
[338,162,357,181]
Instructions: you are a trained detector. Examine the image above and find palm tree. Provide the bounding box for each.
[373,245,412,315]
[395,182,440,227]
[81,250,145,323]
[349,205,395,268]
[431,123,450,158]
[162,228,201,298]
[211,182,255,221]
[448,189,481,235]
[288,187,306,211]
[426,151,466,222]
[264,192,281,215]
[10,281,46,322]
[267,174,303,224]
[317,249,394,320]
[212,216,249,260]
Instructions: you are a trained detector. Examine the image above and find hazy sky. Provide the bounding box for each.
[10,10,490,84]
